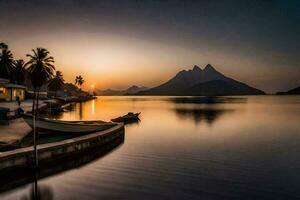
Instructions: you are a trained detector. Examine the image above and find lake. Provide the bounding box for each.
[1,96,300,199]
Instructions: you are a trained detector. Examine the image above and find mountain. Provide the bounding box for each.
[125,85,149,94]
[97,85,148,96]
[276,86,300,95]
[137,64,265,96]
[183,80,264,96]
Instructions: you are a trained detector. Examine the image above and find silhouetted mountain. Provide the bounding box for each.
[184,80,264,96]
[277,86,300,95]
[97,89,123,96]
[137,64,265,96]
[125,85,149,94]
[97,85,148,96]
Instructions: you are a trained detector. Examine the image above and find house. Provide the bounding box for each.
[0,78,26,101]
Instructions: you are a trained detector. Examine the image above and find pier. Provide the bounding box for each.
[0,118,31,147]
[0,123,124,172]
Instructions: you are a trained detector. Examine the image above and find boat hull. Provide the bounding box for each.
[22,114,117,134]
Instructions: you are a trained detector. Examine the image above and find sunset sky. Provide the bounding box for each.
[1,0,299,93]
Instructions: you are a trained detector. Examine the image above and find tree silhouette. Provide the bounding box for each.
[26,48,55,113]
[48,70,64,97]
[0,43,15,82]
[14,59,27,85]
[75,75,84,92]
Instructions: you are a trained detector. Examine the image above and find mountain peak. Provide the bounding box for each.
[127,85,139,90]
[204,64,215,71]
[137,63,265,95]
[193,65,201,71]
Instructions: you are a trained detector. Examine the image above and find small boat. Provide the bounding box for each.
[61,103,74,111]
[56,96,79,103]
[39,106,64,114]
[111,112,140,123]
[0,107,10,125]
[22,114,117,134]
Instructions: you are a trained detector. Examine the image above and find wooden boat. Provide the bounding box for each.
[111,112,140,123]
[61,103,74,111]
[22,114,117,134]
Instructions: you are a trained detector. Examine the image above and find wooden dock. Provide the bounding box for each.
[0,118,32,146]
[0,123,124,172]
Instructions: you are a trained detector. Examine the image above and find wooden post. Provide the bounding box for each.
[33,112,37,168]
[34,88,40,168]
[10,88,13,101]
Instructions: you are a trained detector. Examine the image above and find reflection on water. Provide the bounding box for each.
[91,99,95,114]
[174,108,233,124]
[170,97,241,124]
[41,110,64,120]
[1,96,300,199]
[168,96,247,104]
[20,178,53,200]
[79,102,83,120]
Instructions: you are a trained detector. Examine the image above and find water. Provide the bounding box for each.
[1,96,300,199]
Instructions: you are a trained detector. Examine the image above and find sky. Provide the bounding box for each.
[0,0,299,93]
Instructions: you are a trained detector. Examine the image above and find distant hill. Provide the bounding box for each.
[137,64,265,96]
[96,85,148,96]
[276,86,300,95]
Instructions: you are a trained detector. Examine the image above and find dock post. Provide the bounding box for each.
[33,114,38,168]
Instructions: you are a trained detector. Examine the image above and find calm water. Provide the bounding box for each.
[1,96,300,199]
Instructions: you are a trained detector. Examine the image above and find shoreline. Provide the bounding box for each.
[0,96,96,148]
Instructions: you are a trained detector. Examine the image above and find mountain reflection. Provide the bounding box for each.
[174,108,233,124]
[169,97,243,125]
[168,96,247,104]
[0,133,124,194]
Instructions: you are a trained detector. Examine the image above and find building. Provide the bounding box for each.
[0,78,26,101]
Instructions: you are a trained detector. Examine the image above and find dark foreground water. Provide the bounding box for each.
[1,96,300,200]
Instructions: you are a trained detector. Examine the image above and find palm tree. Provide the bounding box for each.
[75,75,84,92]
[48,70,64,97]
[14,59,26,85]
[0,43,15,82]
[75,75,84,119]
[26,48,55,168]
[26,48,55,113]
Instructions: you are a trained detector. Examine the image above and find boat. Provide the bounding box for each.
[0,107,10,125]
[56,96,79,103]
[22,114,117,134]
[111,112,140,123]
[61,103,74,111]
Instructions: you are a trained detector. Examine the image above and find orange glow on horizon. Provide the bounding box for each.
[6,32,298,93]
